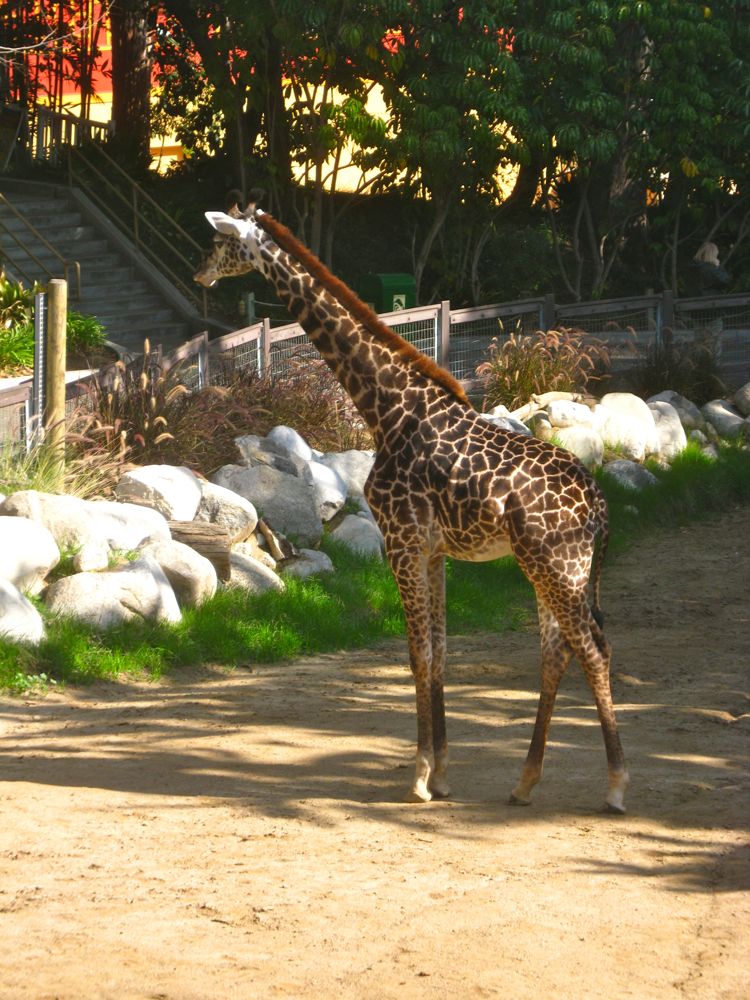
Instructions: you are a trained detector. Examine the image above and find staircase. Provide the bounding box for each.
[0,178,207,357]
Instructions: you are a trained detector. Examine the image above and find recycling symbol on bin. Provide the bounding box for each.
[392,293,407,310]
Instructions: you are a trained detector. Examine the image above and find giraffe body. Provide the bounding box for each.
[195,201,628,812]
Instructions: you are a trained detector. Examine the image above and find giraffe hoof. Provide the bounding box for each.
[406,780,433,803]
[601,801,627,816]
[429,778,451,799]
[508,792,532,807]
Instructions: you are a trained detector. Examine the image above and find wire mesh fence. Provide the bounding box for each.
[2,290,749,450]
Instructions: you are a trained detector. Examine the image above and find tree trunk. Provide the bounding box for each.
[110,0,153,164]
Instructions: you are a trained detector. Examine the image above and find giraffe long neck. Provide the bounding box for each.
[254,227,470,445]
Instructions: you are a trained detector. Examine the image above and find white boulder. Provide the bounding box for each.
[304,460,348,522]
[0,578,46,645]
[139,539,217,607]
[265,424,314,462]
[553,426,604,469]
[648,401,688,461]
[0,515,59,594]
[44,555,181,630]
[194,480,258,543]
[329,514,384,558]
[318,450,375,496]
[283,548,335,580]
[114,464,203,520]
[72,539,110,573]
[701,399,746,439]
[647,391,705,431]
[229,551,285,594]
[0,491,170,552]
[212,464,323,547]
[546,399,595,428]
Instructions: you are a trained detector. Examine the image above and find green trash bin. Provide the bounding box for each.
[357,273,416,312]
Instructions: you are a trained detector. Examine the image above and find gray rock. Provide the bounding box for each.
[229,551,285,594]
[329,513,384,558]
[232,539,277,571]
[194,480,258,543]
[478,413,533,436]
[265,425,314,462]
[212,464,323,547]
[0,515,59,594]
[44,555,181,630]
[0,491,170,552]
[283,549,335,580]
[139,539,217,607]
[701,399,745,439]
[0,578,46,645]
[733,381,750,417]
[648,401,688,461]
[72,539,110,573]
[234,434,308,477]
[304,460,347,522]
[553,426,604,469]
[114,464,203,520]
[603,459,659,491]
[648,390,705,431]
[318,450,375,496]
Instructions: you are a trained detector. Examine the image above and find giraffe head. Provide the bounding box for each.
[193,197,267,287]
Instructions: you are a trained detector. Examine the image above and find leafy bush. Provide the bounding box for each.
[476,325,610,412]
[0,270,107,373]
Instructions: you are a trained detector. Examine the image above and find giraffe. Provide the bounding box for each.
[194,197,629,813]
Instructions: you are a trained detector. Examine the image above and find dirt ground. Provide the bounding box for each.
[0,509,748,1000]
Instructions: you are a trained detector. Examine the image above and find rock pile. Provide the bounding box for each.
[1,382,748,646]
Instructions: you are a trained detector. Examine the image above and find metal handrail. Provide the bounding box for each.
[68,141,208,317]
[0,193,81,299]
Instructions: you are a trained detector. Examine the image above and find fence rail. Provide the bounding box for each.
[2,289,749,451]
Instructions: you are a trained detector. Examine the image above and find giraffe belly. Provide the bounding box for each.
[449,536,515,563]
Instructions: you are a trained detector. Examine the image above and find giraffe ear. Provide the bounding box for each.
[204,211,249,238]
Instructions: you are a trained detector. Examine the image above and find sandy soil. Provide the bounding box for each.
[0,509,748,1000]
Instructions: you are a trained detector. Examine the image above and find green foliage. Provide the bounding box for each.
[0,437,123,499]
[0,271,107,374]
[477,326,610,411]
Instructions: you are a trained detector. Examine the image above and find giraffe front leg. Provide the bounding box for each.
[427,554,450,799]
[388,547,441,803]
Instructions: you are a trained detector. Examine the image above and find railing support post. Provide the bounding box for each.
[439,300,451,369]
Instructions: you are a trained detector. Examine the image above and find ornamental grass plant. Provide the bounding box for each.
[477,325,610,412]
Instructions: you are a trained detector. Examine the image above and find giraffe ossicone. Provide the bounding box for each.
[195,199,629,813]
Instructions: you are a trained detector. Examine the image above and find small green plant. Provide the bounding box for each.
[0,271,35,329]
[0,322,34,371]
[477,325,610,412]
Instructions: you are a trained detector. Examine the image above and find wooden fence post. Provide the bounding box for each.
[260,316,272,375]
[44,278,67,476]
[542,293,556,332]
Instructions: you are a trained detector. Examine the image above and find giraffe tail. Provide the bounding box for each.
[590,494,609,629]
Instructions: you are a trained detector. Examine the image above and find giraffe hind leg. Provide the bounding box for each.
[510,598,573,805]
[541,586,629,813]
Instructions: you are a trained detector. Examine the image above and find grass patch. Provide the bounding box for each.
[1,444,749,693]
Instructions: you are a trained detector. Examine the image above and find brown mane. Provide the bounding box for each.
[256,211,469,406]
